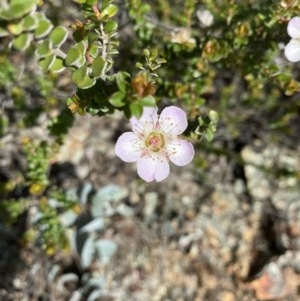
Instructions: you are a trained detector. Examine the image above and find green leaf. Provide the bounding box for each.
[49,26,68,48]
[65,41,86,67]
[115,71,130,93]
[149,48,158,60]
[205,128,215,142]
[75,40,87,54]
[101,0,114,10]
[92,56,105,77]
[7,21,24,35]
[22,14,38,31]
[104,20,118,34]
[129,101,143,118]
[77,55,86,68]
[135,62,145,70]
[102,4,118,18]
[143,48,150,58]
[36,40,53,58]
[39,54,56,72]
[49,57,65,73]
[12,33,31,50]
[88,44,98,58]
[72,66,96,89]
[208,110,219,124]
[65,47,81,66]
[0,0,38,20]
[140,95,156,107]
[34,19,53,39]
[156,58,167,64]
[86,0,98,4]
[109,91,126,107]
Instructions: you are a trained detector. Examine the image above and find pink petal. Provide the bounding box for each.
[159,106,188,135]
[130,107,158,134]
[115,132,141,162]
[287,17,300,39]
[137,156,170,182]
[285,39,300,62]
[167,139,195,166]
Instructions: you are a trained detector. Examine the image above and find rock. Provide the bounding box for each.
[241,140,300,201]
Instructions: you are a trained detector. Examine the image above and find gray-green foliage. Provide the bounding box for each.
[51,183,128,300]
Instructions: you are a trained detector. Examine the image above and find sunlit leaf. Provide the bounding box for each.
[91,56,105,77]
[22,14,38,31]
[104,20,118,34]
[102,4,118,18]
[0,0,38,20]
[72,66,96,89]
[34,18,53,39]
[140,95,156,107]
[7,21,24,35]
[36,40,53,58]
[108,91,126,107]
[49,26,68,48]
[49,57,65,73]
[12,32,32,50]
[65,41,86,67]
[115,71,130,93]
[129,101,143,118]
[39,54,56,72]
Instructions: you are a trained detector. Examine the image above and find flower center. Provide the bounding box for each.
[145,132,165,152]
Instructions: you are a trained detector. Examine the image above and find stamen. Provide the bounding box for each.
[145,132,165,152]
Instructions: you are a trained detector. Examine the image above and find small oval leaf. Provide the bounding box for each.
[12,33,32,50]
[72,66,96,89]
[23,14,38,31]
[0,0,38,20]
[49,57,65,73]
[36,40,53,58]
[39,54,56,72]
[92,56,105,77]
[102,4,118,18]
[7,21,24,35]
[109,91,126,107]
[34,18,53,39]
[129,101,143,118]
[65,41,86,67]
[104,20,118,34]
[49,26,68,48]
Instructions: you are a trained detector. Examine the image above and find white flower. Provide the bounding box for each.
[115,106,195,182]
[196,9,214,28]
[284,17,300,62]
